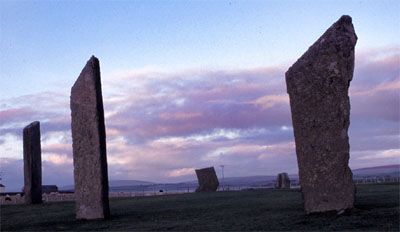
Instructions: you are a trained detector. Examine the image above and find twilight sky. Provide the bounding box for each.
[0,0,399,191]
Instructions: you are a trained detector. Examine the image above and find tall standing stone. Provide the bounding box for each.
[285,15,357,213]
[275,173,291,189]
[23,121,42,204]
[195,167,219,192]
[71,56,110,220]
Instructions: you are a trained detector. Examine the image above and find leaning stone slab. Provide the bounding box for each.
[275,173,290,189]
[23,121,42,204]
[285,15,357,213]
[195,167,219,192]
[70,56,110,220]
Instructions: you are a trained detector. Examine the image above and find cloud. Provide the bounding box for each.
[0,92,70,139]
[106,66,291,143]
[0,133,22,159]
[0,46,399,189]
[0,158,24,192]
[357,149,400,160]
[250,94,289,110]
[351,78,400,122]
[0,107,36,127]
[43,154,73,165]
[349,50,400,122]
[167,167,196,177]
[42,141,71,155]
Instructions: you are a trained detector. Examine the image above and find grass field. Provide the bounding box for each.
[1,183,399,231]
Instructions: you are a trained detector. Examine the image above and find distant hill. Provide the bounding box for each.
[352,164,400,177]
[109,180,155,186]
[61,179,155,191]
[60,164,399,191]
[183,175,279,187]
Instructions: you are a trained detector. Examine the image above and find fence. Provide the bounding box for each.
[1,177,398,205]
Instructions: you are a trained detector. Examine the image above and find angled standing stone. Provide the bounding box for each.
[195,167,219,192]
[71,56,110,220]
[275,173,291,189]
[285,15,357,213]
[23,121,42,204]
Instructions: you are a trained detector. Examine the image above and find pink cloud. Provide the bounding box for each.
[0,107,36,126]
[106,66,291,141]
[250,94,289,109]
[43,154,73,166]
[353,50,399,89]
[0,46,399,189]
[167,167,196,177]
[357,149,400,160]
[42,143,72,155]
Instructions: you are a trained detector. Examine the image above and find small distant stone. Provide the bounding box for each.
[195,167,219,192]
[275,173,291,189]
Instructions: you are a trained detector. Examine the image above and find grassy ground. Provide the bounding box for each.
[1,183,399,231]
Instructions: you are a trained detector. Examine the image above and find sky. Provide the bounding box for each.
[0,0,399,191]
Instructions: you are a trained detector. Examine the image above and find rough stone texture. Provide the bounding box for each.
[285,15,357,213]
[275,173,291,189]
[71,56,110,220]
[23,121,42,204]
[195,167,219,192]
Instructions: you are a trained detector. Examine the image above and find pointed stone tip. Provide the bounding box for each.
[334,15,357,44]
[338,15,352,24]
[88,55,99,64]
[30,121,40,126]
[71,56,101,93]
[81,55,100,73]
[25,121,40,129]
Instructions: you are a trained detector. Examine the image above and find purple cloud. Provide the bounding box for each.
[0,107,37,127]
[106,66,290,142]
[0,46,398,191]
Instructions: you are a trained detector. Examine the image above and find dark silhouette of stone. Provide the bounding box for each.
[195,167,219,192]
[275,173,291,189]
[285,15,357,213]
[23,121,42,204]
[70,56,110,220]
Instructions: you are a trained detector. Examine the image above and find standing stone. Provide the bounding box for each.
[285,15,357,213]
[275,173,291,189]
[195,167,219,192]
[70,56,110,220]
[23,121,42,204]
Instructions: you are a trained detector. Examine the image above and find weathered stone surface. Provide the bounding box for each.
[285,15,357,213]
[195,167,219,192]
[275,173,291,189]
[23,121,42,204]
[70,56,110,220]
